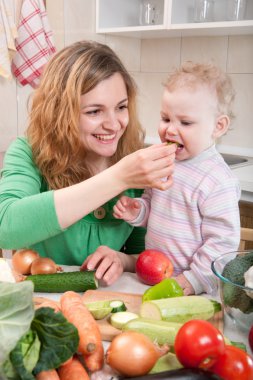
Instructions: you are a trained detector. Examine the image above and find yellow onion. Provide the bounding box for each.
[106,331,168,377]
[12,249,39,274]
[30,257,60,275]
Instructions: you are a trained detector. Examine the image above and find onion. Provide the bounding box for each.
[105,331,168,377]
[12,249,40,274]
[30,257,61,275]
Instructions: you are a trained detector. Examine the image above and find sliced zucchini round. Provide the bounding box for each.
[110,311,139,329]
[109,300,127,313]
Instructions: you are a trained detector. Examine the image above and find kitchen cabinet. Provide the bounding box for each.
[96,0,253,38]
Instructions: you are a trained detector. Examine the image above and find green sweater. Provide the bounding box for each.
[0,138,146,265]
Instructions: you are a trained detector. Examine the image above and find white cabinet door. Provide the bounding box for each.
[96,0,253,37]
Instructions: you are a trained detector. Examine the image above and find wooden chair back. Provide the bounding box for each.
[239,227,253,250]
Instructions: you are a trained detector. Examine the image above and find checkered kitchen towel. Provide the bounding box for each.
[12,0,56,88]
[0,0,17,79]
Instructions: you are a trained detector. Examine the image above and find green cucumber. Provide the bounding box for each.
[109,300,127,313]
[25,270,98,293]
[140,296,221,323]
[122,317,183,345]
[110,311,139,329]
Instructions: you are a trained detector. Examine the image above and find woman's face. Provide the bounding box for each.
[79,73,129,165]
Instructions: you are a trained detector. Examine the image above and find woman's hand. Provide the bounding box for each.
[173,273,195,296]
[80,246,136,286]
[114,143,176,191]
[54,143,176,230]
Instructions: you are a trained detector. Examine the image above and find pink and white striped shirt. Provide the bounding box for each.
[131,145,241,294]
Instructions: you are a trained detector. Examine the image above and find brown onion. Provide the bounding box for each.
[30,257,61,275]
[12,249,40,274]
[106,331,168,377]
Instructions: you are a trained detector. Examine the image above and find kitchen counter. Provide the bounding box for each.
[35,269,252,354]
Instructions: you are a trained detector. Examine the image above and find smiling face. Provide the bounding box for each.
[79,73,129,169]
[158,83,229,161]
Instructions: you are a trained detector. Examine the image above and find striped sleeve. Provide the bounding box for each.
[184,177,241,294]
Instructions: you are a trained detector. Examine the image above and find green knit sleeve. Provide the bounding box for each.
[0,138,62,249]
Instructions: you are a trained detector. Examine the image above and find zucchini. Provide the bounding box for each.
[140,296,221,323]
[25,270,98,293]
[110,311,139,329]
[109,300,127,313]
[122,318,183,345]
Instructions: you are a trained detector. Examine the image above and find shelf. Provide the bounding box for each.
[96,0,253,38]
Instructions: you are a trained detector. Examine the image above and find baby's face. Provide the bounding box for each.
[158,84,220,161]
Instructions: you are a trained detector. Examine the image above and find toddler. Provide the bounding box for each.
[113,62,241,295]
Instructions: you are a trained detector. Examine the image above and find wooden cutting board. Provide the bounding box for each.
[82,290,224,341]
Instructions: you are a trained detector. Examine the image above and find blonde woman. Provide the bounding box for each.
[0,41,175,285]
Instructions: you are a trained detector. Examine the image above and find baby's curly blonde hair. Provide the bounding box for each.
[164,61,235,121]
[26,41,144,190]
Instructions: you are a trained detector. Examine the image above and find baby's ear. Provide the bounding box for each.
[213,115,230,139]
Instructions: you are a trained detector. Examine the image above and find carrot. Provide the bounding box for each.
[60,291,104,359]
[58,356,90,380]
[83,343,104,372]
[36,369,60,380]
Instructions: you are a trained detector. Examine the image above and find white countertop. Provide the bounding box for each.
[35,270,252,354]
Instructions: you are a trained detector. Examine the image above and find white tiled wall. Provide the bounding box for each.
[1,0,252,157]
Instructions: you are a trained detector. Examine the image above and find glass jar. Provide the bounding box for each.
[194,0,215,22]
[227,0,247,21]
[139,0,157,25]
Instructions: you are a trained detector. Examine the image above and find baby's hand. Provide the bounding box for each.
[173,273,195,296]
[113,195,141,222]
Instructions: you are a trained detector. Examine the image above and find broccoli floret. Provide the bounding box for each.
[222,251,253,314]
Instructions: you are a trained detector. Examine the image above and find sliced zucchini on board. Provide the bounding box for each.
[109,300,127,313]
[87,306,113,320]
[84,299,127,319]
[85,300,113,319]
[110,311,139,329]
[25,270,98,293]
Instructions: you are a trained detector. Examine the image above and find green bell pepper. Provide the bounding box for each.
[142,278,183,302]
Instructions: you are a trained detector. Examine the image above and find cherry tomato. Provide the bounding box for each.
[210,345,253,380]
[174,319,225,369]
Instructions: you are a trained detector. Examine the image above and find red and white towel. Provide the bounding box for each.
[12,0,56,88]
[0,0,17,79]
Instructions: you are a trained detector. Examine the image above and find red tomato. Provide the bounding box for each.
[174,320,225,369]
[210,345,253,380]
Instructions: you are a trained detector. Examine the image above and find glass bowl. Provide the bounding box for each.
[211,250,253,331]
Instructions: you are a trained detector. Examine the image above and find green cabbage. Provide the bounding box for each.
[0,281,34,366]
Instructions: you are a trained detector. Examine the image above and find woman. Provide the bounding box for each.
[0,41,175,285]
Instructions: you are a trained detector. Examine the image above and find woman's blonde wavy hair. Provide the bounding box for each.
[26,41,145,190]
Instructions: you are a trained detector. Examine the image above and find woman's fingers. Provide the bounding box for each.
[117,143,176,189]
[81,246,124,285]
